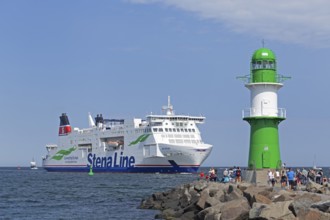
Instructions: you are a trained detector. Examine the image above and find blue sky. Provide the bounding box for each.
[1,0,330,167]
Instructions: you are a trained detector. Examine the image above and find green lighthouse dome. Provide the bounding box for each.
[252,48,276,61]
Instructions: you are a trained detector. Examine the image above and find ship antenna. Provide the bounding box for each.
[162,96,173,115]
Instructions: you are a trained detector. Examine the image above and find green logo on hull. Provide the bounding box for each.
[51,147,76,160]
[129,134,150,146]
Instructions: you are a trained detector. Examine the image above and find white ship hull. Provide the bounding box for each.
[42,98,213,173]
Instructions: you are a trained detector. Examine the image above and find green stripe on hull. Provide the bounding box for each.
[51,147,76,160]
[128,134,150,146]
[244,117,284,169]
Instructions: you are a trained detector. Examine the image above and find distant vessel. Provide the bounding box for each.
[30,158,38,170]
[42,97,212,173]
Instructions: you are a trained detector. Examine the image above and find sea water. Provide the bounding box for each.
[1,167,329,219]
[0,167,198,219]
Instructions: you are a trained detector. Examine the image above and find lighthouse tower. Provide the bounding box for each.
[239,48,289,169]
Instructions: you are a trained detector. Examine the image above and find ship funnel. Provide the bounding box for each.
[59,113,72,136]
[95,114,104,127]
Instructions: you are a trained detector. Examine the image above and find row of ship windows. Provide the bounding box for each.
[153,128,196,133]
[161,134,195,139]
[151,122,194,127]
[168,139,201,144]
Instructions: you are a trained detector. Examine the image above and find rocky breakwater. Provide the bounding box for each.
[139,180,330,220]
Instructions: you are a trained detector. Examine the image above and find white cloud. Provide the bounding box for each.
[127,0,330,48]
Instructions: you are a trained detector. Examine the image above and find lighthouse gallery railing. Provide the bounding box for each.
[242,108,286,118]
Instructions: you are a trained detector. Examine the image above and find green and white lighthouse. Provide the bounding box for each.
[239,48,290,169]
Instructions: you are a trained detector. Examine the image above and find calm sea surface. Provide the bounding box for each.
[1,167,329,219]
[0,167,201,220]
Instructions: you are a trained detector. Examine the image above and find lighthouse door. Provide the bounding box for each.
[262,151,270,168]
[261,99,270,116]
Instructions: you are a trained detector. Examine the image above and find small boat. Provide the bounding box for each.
[30,158,38,170]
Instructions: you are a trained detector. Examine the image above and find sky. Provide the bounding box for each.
[1,0,330,167]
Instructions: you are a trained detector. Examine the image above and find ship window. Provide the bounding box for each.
[192,129,195,132]
[184,129,188,132]
[173,128,176,132]
[159,128,163,132]
[165,128,168,132]
[188,129,192,132]
[153,128,157,132]
[180,128,184,132]
[169,128,172,132]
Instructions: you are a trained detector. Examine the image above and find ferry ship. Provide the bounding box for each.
[42,97,212,173]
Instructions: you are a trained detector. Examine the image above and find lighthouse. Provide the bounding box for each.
[239,48,290,170]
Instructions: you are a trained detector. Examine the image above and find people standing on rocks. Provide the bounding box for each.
[223,168,229,177]
[235,167,242,183]
[315,169,323,184]
[281,170,287,189]
[287,168,296,190]
[199,171,205,180]
[295,169,302,189]
[230,167,236,183]
[301,168,308,185]
[221,168,230,183]
[209,167,217,182]
[275,170,280,183]
[268,170,275,187]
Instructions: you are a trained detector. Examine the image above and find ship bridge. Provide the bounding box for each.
[146,96,205,124]
[146,115,205,124]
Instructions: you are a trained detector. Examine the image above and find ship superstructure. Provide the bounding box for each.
[42,97,212,173]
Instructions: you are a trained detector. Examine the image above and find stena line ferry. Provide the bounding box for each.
[42,97,212,173]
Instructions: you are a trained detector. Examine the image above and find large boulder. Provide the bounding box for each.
[311,200,330,213]
[220,197,250,220]
[194,180,208,192]
[178,187,192,208]
[272,189,296,202]
[243,185,273,206]
[306,181,326,194]
[295,208,330,220]
[221,185,244,202]
[254,194,272,205]
[249,201,295,220]
[196,188,210,210]
[290,192,323,216]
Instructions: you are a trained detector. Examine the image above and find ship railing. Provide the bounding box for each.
[242,108,286,118]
